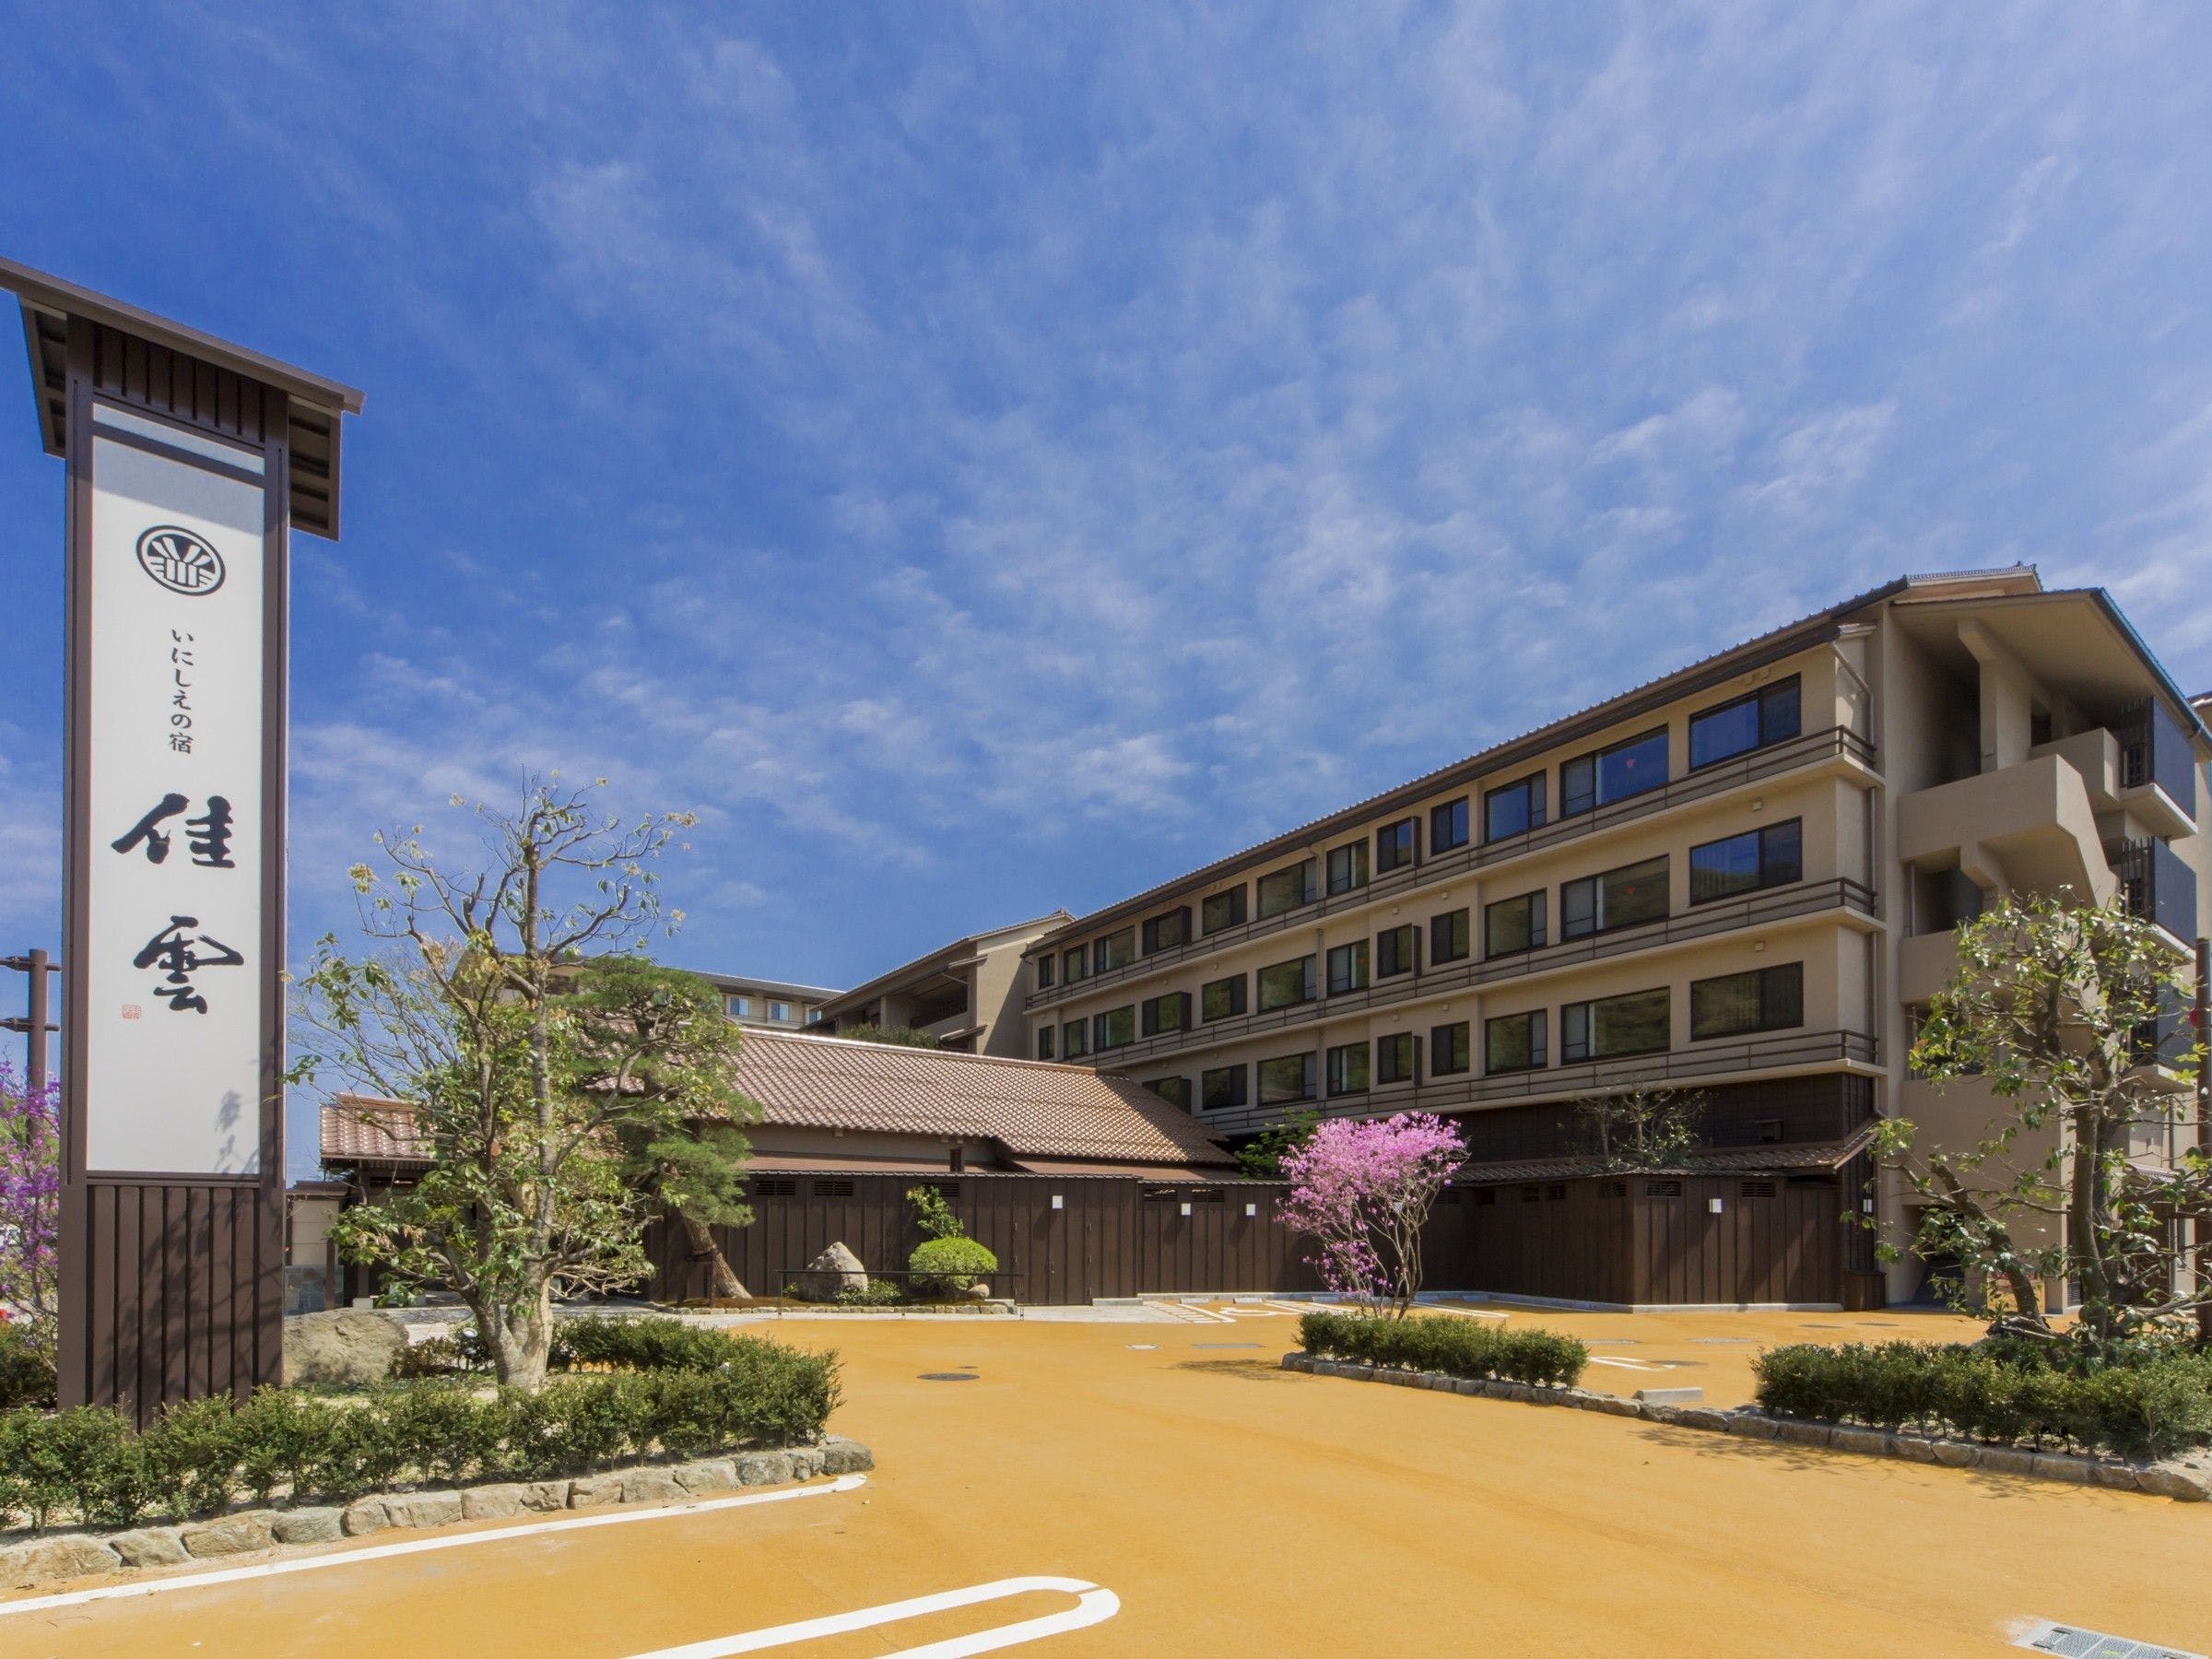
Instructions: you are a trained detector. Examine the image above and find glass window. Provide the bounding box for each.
[1484,891,1547,958]
[1063,945,1091,983]
[1376,818,1418,875]
[1485,1009,1547,1073]
[1560,854,1670,939]
[1691,963,1804,1040]
[1689,677,1802,771]
[1062,1019,1089,1059]
[1201,974,1247,1023]
[1376,924,1417,980]
[1688,819,1804,904]
[1561,988,1671,1062]
[1202,888,1247,935]
[1430,796,1470,854]
[1093,1006,1136,1050]
[726,994,752,1018]
[1326,1042,1370,1097]
[1098,928,1136,972]
[1326,841,1370,896]
[1430,1020,1471,1076]
[1257,955,1316,1010]
[1258,1053,1316,1104]
[1035,955,1055,990]
[1036,1027,1055,1060]
[1257,861,1315,918]
[1146,1077,1193,1110]
[1325,941,1369,995]
[1142,907,1191,955]
[1201,1064,1248,1111]
[1430,908,1471,965]
[769,1001,792,1021]
[1141,992,1189,1038]
[1377,1032,1417,1086]
[1561,728,1668,818]
[1485,774,1547,842]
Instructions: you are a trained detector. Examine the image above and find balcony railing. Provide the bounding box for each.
[1026,724,1878,1013]
[1194,1028,1881,1139]
[2115,700,2195,814]
[2110,837,2198,945]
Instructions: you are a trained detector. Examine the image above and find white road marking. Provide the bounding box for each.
[0,1476,868,1618]
[1586,1356,1672,1372]
[623,1576,1121,1657]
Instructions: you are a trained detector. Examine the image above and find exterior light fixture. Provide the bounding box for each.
[1246,1203,1258,1218]
[1180,1202,1193,1217]
[1051,1194,1064,1210]
[1708,1197,1724,1214]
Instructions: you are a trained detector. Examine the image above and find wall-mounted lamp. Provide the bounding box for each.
[1245,1203,1259,1218]
[1708,1197,1724,1215]
[1051,1194,1064,1210]
[1180,1202,1193,1217]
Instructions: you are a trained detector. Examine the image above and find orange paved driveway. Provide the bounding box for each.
[7,1308,2205,1658]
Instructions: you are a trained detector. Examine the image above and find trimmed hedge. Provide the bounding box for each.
[1753,1341,2212,1463]
[1298,1310,1588,1388]
[0,1320,840,1534]
[909,1237,997,1296]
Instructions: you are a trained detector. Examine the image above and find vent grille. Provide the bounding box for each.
[1646,1180,1684,1198]
[812,1178,855,1198]
[751,1178,797,1198]
[2015,1619,2203,1659]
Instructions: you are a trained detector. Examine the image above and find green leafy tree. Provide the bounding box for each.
[1236,1108,1319,1179]
[906,1184,964,1241]
[293,778,700,1390]
[1574,1084,1708,1171]
[828,1024,941,1049]
[1888,894,2209,1349]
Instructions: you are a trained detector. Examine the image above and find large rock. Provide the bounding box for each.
[282,1308,410,1386]
[0,1535,124,1589]
[791,1242,866,1302]
[181,1511,278,1559]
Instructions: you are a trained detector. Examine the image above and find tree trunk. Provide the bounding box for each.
[474,1285,554,1391]
[679,1208,747,1300]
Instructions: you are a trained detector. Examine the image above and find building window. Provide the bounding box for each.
[1690,962,1804,1040]
[1377,1032,1417,1086]
[1430,1020,1471,1075]
[1257,955,1317,1011]
[1326,841,1370,896]
[1475,1188,1496,1206]
[726,994,752,1018]
[1689,819,1803,904]
[1147,1076,1193,1111]
[1257,860,1316,919]
[1202,974,1247,1023]
[1202,888,1247,935]
[1484,891,1547,958]
[1560,854,1670,940]
[769,1001,792,1022]
[1325,941,1369,995]
[1485,1009,1547,1073]
[1689,677,1802,771]
[1037,1026,1055,1060]
[1035,955,1055,990]
[1201,1064,1248,1111]
[1325,1041,1370,1097]
[1258,1052,1316,1104]
[1561,987,1670,1063]
[1601,1180,1628,1199]
[1062,1019,1089,1060]
[1142,907,1191,955]
[1376,818,1418,875]
[1430,908,1471,965]
[1098,928,1136,972]
[1430,796,1470,854]
[1063,944,1091,983]
[1094,1006,1136,1051]
[1376,924,1417,980]
[1560,728,1668,818]
[1142,992,1191,1038]
[1484,774,1547,842]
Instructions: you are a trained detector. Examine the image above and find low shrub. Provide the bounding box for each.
[0,1322,57,1410]
[909,1237,997,1297]
[1297,1309,1588,1388]
[833,1280,906,1306]
[0,1323,841,1534]
[1752,1341,2212,1463]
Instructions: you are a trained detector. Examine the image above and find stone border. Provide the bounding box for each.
[1279,1352,2212,1502]
[0,1435,873,1594]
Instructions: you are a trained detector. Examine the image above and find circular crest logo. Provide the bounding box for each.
[135,525,227,596]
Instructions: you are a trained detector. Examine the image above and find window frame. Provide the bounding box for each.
[1325,840,1371,896]
[1375,817,1418,875]
[1092,1005,1136,1051]
[1560,986,1672,1063]
[1034,954,1055,990]
[1036,1026,1055,1061]
[1146,1076,1193,1111]
[1201,1063,1248,1112]
[1257,954,1317,1011]
[1257,1052,1317,1105]
[1430,796,1470,854]
[1061,1018,1089,1059]
[1688,818,1804,906]
[1688,676,1802,771]
[1560,726,1669,818]
[1689,961,1806,1041]
[1430,907,1471,966]
[1200,973,1247,1024]
[1201,887,1247,935]
[1483,773,1547,843]
[1325,1041,1371,1097]
[1325,940,1369,995]
[1430,1020,1471,1076]
[1141,991,1191,1038]
[1256,860,1316,919]
[1097,927,1136,973]
[1141,906,1191,956]
[1062,944,1091,983]
[1375,923,1418,981]
[1559,853,1671,941]
[1483,1008,1547,1074]
[1376,1031,1417,1086]
[1483,889,1547,959]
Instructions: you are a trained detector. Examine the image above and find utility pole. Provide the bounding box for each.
[1,948,59,1093]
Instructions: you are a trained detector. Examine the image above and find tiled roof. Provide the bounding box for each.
[321,1031,1233,1173]
[1456,1123,1879,1186]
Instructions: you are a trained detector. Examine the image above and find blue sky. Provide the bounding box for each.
[4,6,2212,1167]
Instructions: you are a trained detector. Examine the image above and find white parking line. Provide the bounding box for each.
[0,1476,869,1618]
[1586,1356,1672,1373]
[623,1575,1121,1657]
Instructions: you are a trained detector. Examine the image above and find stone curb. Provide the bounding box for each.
[1280,1351,2211,1502]
[0,1434,873,1594]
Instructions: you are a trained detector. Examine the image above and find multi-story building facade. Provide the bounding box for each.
[698,971,843,1032]
[816,912,1073,1057]
[1021,569,2210,1306]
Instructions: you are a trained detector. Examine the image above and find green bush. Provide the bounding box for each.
[1752,1341,2212,1462]
[833,1279,906,1306]
[0,1322,841,1533]
[909,1237,997,1297]
[0,1322,57,1410]
[1297,1310,1588,1388]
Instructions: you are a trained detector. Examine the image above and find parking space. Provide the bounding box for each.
[6,1309,2206,1656]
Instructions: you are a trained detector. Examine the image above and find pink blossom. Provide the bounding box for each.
[1278,1112,1465,1315]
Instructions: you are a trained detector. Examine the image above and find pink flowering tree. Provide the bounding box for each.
[0,1061,61,1329]
[1278,1112,1467,1318]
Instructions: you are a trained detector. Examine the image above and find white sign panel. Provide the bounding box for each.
[84,408,266,1174]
